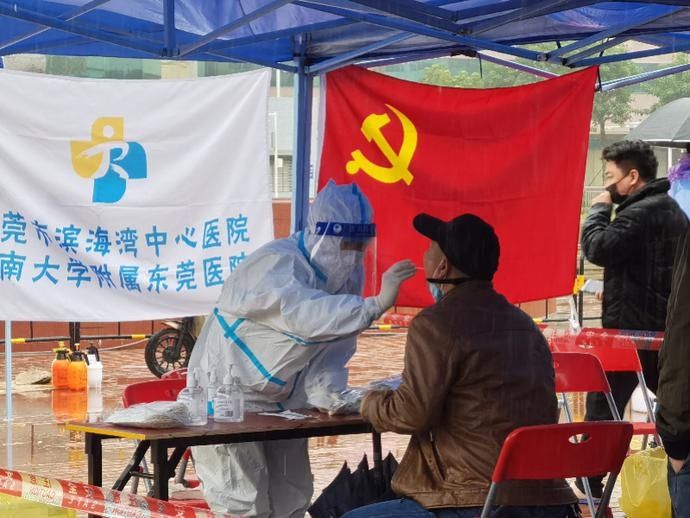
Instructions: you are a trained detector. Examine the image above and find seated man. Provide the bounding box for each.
[344,213,578,518]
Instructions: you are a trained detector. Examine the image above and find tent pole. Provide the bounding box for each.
[5,319,12,469]
[601,63,690,92]
[291,55,313,233]
[5,320,11,416]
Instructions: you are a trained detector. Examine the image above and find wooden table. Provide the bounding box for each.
[67,410,381,515]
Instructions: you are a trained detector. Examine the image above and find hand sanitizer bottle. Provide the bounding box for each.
[214,365,245,423]
[207,370,219,418]
[229,372,245,423]
[177,367,207,426]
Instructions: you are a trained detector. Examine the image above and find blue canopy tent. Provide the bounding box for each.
[2,1,690,427]
[1,0,690,230]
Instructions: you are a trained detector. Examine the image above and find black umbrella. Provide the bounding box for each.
[627,97,690,148]
[308,453,399,518]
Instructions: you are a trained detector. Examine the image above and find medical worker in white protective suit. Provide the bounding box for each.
[188,181,416,517]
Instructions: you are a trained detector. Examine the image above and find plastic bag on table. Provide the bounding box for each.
[106,401,193,429]
[309,387,367,416]
[619,447,672,518]
[366,375,401,391]
[307,374,402,415]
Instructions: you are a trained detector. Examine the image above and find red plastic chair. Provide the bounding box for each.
[550,330,658,441]
[122,378,206,508]
[480,421,633,518]
[122,378,186,407]
[553,352,620,421]
[553,352,621,515]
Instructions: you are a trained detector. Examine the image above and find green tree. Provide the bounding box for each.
[420,63,459,86]
[420,61,526,88]
[591,57,639,145]
[643,53,690,109]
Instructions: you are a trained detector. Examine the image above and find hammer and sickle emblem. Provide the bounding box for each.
[346,104,417,186]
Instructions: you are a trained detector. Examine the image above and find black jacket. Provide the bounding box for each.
[581,178,688,331]
[657,227,690,460]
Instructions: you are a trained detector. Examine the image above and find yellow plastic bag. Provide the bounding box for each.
[620,447,672,518]
[0,493,76,517]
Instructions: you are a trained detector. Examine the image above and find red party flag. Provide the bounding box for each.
[318,65,597,306]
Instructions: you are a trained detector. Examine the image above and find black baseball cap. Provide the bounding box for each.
[413,213,500,281]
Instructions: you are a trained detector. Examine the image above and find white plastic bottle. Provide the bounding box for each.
[213,366,244,423]
[229,374,245,423]
[207,370,219,418]
[86,343,103,389]
[177,368,208,426]
[87,386,103,423]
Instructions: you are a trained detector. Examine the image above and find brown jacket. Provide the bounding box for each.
[361,281,576,509]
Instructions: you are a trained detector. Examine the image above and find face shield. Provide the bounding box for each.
[305,182,376,293]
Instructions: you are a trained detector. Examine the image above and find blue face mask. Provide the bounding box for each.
[428,282,444,302]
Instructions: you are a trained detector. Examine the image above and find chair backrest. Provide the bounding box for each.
[549,330,643,373]
[553,352,611,394]
[122,378,186,408]
[492,421,633,483]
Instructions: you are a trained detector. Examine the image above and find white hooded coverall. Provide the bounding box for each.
[188,182,387,517]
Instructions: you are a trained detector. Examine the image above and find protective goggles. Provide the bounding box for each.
[314,222,376,239]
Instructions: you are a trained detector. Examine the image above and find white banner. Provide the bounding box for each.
[0,68,273,321]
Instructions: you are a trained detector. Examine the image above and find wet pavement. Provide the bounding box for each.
[0,333,414,516]
[0,292,635,516]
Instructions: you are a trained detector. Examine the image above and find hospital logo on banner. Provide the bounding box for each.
[70,117,147,204]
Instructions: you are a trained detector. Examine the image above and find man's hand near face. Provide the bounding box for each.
[592,190,613,206]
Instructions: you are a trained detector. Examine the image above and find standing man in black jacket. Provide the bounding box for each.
[579,140,688,497]
[657,226,690,517]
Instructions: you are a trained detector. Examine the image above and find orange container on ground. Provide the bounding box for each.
[51,345,71,389]
[67,349,88,391]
